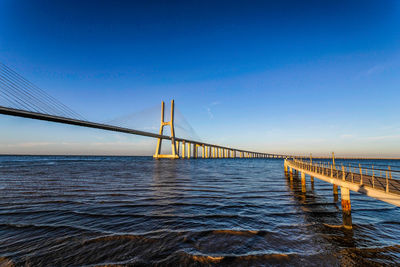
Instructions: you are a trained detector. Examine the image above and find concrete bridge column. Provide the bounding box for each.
[175,141,180,157]
[193,144,197,159]
[182,141,186,159]
[187,143,191,159]
[341,187,352,229]
[202,145,205,159]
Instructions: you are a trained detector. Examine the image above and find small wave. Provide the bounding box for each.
[212,229,260,236]
[82,234,154,245]
[0,222,102,235]
[158,250,297,266]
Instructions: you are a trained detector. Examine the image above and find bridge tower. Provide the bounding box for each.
[153,100,179,159]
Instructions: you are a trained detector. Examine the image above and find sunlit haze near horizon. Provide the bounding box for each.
[1,0,400,157]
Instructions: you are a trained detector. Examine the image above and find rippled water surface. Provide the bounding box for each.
[0,156,399,266]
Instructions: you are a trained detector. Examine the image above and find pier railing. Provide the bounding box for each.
[288,159,400,195]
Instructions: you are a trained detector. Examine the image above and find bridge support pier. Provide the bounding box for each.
[194,144,198,158]
[187,143,191,159]
[181,141,185,159]
[310,176,314,189]
[341,187,352,229]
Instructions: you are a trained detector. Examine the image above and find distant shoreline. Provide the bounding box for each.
[0,154,399,160]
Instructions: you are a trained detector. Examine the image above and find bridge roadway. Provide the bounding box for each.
[0,106,285,159]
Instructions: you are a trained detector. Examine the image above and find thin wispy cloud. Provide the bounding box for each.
[363,134,400,141]
[356,64,385,79]
[205,101,220,120]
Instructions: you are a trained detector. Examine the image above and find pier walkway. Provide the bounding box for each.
[284,158,400,228]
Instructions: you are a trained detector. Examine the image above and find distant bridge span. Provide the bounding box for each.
[0,105,287,159]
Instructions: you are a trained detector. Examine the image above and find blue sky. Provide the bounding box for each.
[0,0,400,157]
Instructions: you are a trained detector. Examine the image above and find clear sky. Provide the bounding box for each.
[0,0,400,157]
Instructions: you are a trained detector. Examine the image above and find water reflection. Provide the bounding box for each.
[284,168,359,259]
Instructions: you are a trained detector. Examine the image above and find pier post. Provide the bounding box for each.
[341,187,352,229]
[202,145,205,159]
[284,159,288,174]
[187,143,191,159]
[301,171,306,193]
[333,185,339,202]
[289,167,293,181]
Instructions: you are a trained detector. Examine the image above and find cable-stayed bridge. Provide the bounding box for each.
[0,63,287,159]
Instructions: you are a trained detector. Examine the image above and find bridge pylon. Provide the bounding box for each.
[153,100,179,159]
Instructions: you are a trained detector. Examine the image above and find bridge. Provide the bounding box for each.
[0,62,287,159]
[1,62,400,230]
